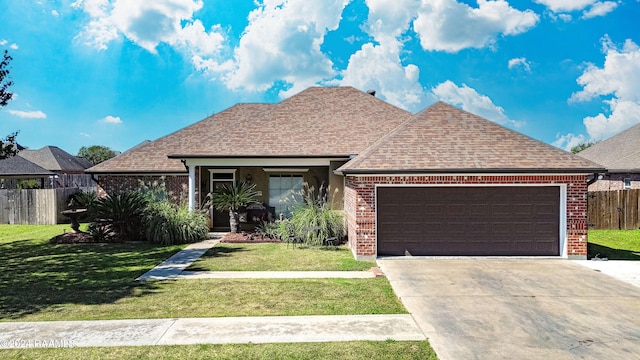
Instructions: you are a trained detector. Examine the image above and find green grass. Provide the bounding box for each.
[0,341,437,360]
[12,278,406,321]
[0,224,185,321]
[188,243,376,271]
[588,229,640,260]
[0,225,404,321]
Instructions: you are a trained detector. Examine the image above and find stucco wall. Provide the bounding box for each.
[344,174,589,260]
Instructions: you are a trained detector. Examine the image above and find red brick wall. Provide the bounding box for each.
[96,175,189,204]
[344,174,589,259]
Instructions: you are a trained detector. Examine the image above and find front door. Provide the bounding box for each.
[210,170,236,230]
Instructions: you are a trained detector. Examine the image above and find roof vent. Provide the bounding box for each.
[367,89,376,97]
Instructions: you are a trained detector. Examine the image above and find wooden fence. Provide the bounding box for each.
[588,190,640,230]
[0,187,94,225]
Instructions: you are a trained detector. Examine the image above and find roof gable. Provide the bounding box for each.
[338,102,604,174]
[577,123,640,171]
[88,87,412,173]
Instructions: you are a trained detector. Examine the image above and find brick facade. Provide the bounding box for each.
[344,174,589,260]
[588,173,640,191]
[96,175,189,204]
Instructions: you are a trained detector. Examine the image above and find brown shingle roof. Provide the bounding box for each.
[577,123,640,172]
[338,102,604,174]
[87,87,412,173]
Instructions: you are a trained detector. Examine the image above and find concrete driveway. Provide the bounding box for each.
[378,259,640,360]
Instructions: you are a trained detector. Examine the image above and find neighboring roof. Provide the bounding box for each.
[88,87,412,173]
[18,146,92,172]
[577,123,640,172]
[337,102,604,174]
[0,155,54,177]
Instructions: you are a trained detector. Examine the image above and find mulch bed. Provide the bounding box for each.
[49,232,97,244]
[220,232,282,243]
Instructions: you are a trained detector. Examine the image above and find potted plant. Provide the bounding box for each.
[209,181,260,233]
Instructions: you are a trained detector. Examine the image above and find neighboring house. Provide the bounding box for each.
[18,146,95,188]
[577,123,640,191]
[86,87,603,260]
[0,155,54,189]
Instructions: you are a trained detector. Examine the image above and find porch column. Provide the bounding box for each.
[188,165,196,211]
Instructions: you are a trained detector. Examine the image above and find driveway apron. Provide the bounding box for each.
[378,259,640,360]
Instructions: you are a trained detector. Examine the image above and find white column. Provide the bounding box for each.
[188,165,196,211]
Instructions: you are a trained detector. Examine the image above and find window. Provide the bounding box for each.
[269,174,304,218]
[624,178,631,190]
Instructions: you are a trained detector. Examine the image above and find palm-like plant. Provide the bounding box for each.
[209,181,260,233]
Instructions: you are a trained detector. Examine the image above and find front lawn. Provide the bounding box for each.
[0,341,437,360]
[0,225,404,321]
[0,224,186,321]
[188,243,376,271]
[588,229,640,260]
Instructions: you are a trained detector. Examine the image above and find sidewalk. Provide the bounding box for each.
[0,238,418,349]
[573,260,640,288]
[0,315,425,348]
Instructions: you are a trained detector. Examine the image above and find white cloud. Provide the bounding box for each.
[336,0,431,111]
[583,99,640,140]
[0,40,7,46]
[100,115,122,124]
[80,132,92,138]
[552,133,587,151]
[8,110,47,119]
[224,0,349,95]
[582,1,618,19]
[570,37,640,103]
[52,10,59,17]
[339,42,431,112]
[534,0,597,12]
[508,57,531,72]
[74,0,229,70]
[9,43,18,50]
[432,80,523,127]
[413,0,539,53]
[558,36,640,143]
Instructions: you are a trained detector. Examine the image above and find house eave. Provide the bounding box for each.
[336,168,606,176]
[168,154,351,159]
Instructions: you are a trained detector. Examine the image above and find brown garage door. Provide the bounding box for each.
[377,186,560,256]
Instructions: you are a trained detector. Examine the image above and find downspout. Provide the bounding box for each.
[587,173,602,186]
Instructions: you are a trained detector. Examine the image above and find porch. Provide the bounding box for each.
[183,159,347,231]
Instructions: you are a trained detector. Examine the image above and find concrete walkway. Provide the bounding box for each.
[0,315,426,348]
[136,238,220,281]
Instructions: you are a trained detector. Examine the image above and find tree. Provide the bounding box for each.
[78,145,117,165]
[0,50,13,108]
[209,181,260,233]
[571,141,598,154]
[0,131,19,160]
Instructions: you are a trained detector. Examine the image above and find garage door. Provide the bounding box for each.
[377,186,560,256]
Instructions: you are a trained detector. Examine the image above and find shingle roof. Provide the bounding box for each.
[87,87,412,173]
[337,102,604,174]
[577,123,640,172]
[0,156,54,176]
[18,146,92,172]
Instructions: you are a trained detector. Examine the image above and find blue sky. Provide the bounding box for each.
[1,0,639,155]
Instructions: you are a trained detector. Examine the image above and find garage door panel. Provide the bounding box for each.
[377,186,560,256]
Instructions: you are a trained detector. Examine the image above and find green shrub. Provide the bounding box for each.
[92,191,148,242]
[145,201,208,245]
[288,184,344,247]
